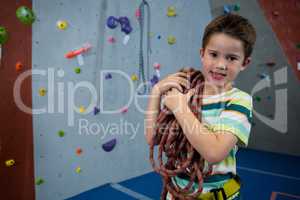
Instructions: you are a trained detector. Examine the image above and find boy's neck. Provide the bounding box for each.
[203,82,233,96]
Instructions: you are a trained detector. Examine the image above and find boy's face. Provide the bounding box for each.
[200,33,251,90]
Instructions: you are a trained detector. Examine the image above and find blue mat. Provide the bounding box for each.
[68,148,300,200]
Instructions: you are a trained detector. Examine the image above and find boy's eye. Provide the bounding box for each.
[227,56,237,61]
[210,52,217,58]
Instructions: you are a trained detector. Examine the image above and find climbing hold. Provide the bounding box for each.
[56,20,68,30]
[5,159,15,167]
[35,178,45,185]
[123,35,130,45]
[296,43,300,49]
[153,63,161,70]
[119,16,132,34]
[106,16,119,29]
[79,106,85,113]
[258,73,268,79]
[131,74,138,81]
[167,6,177,17]
[135,8,141,19]
[153,63,161,78]
[266,60,276,67]
[74,67,81,74]
[102,138,117,152]
[167,36,176,45]
[223,5,232,14]
[0,26,8,44]
[121,107,128,114]
[150,75,159,87]
[255,96,261,102]
[94,106,100,115]
[65,43,91,59]
[57,130,65,137]
[149,32,154,37]
[39,88,47,96]
[157,35,161,40]
[107,36,116,43]
[75,167,82,173]
[272,11,279,17]
[16,6,36,25]
[15,61,23,71]
[233,4,240,11]
[267,95,272,100]
[76,148,82,155]
[105,73,112,79]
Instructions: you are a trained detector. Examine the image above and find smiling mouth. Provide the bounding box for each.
[210,71,226,80]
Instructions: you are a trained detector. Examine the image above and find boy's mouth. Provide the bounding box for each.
[210,71,226,81]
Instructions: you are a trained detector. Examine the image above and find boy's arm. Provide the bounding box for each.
[145,86,161,145]
[174,104,238,163]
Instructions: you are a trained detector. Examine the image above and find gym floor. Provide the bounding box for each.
[68,148,300,200]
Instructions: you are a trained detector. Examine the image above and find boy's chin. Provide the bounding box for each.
[206,79,227,88]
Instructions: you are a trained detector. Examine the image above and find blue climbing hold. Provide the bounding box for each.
[150,75,159,87]
[106,16,119,29]
[102,139,117,152]
[94,107,100,115]
[105,73,112,79]
[119,16,132,34]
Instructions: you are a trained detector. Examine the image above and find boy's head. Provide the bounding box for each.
[200,14,256,90]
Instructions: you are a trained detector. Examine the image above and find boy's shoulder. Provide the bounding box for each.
[226,87,253,109]
[230,87,252,100]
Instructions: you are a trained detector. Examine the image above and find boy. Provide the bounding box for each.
[145,13,256,200]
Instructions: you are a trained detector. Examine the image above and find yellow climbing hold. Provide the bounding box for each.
[56,20,68,30]
[148,32,154,37]
[167,36,176,45]
[79,106,85,113]
[5,159,15,167]
[131,74,138,81]
[167,6,177,17]
[76,167,82,173]
[39,88,47,96]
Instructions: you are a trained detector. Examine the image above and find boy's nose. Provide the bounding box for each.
[217,65,227,70]
[216,59,228,70]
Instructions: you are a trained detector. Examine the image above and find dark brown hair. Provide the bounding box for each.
[202,14,256,59]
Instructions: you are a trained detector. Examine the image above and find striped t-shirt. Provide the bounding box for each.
[200,87,253,175]
[169,87,253,197]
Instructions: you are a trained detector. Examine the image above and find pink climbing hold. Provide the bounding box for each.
[153,62,161,70]
[102,138,117,152]
[121,107,128,114]
[107,36,116,43]
[135,8,141,18]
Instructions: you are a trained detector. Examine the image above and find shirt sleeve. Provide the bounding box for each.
[211,92,253,147]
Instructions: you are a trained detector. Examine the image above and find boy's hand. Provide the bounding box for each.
[163,88,196,113]
[152,72,189,95]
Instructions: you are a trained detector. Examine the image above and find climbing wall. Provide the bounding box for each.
[258,0,300,81]
[31,0,212,199]
[0,1,35,200]
[208,0,300,156]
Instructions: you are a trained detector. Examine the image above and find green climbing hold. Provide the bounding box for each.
[35,178,44,185]
[74,67,81,74]
[296,43,300,49]
[233,4,240,11]
[16,6,36,25]
[255,96,261,102]
[57,130,65,137]
[0,26,8,44]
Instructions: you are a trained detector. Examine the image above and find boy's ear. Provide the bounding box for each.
[199,48,204,59]
[241,57,251,71]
